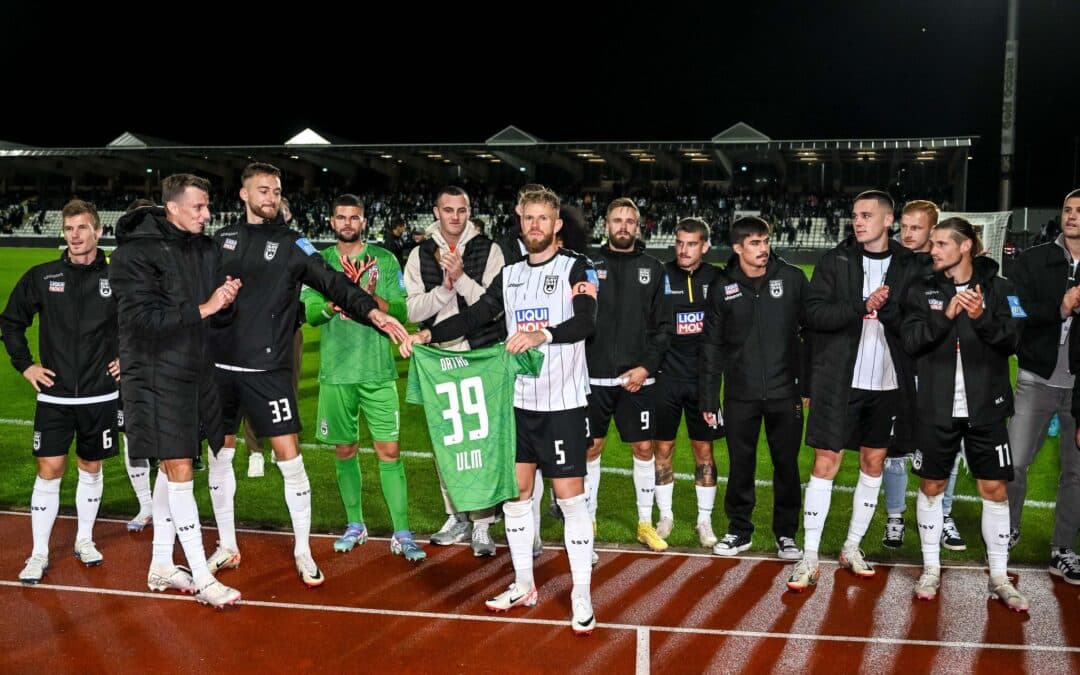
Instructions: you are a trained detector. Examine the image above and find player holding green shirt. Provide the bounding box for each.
[300,194,425,561]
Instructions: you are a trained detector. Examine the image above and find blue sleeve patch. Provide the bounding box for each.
[1007,295,1027,318]
[397,270,406,290]
[296,237,318,256]
[586,269,599,287]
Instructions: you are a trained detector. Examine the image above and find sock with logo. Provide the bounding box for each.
[696,484,717,525]
[207,447,238,551]
[503,498,534,589]
[559,493,593,593]
[124,436,152,521]
[633,457,656,523]
[844,471,882,550]
[151,473,175,569]
[167,479,211,587]
[75,468,104,542]
[278,455,313,556]
[916,489,943,569]
[30,476,61,558]
[802,475,833,558]
[983,498,1011,579]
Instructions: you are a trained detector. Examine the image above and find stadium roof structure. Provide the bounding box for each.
[0,123,977,195]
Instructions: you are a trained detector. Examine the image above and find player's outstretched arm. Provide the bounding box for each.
[399,329,432,358]
[367,308,408,344]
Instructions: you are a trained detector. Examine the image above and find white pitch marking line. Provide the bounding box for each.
[0,510,1051,573]
[3,581,1079,655]
[636,627,650,675]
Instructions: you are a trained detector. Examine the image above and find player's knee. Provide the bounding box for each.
[977,480,1007,502]
[919,480,947,500]
[811,451,840,479]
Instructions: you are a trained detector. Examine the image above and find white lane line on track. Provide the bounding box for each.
[2,580,1077,655]
[636,627,650,675]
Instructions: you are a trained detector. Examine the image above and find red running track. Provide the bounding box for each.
[1,512,1079,674]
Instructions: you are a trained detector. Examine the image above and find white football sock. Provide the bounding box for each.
[207,447,238,551]
[278,455,312,556]
[75,468,103,542]
[30,476,61,557]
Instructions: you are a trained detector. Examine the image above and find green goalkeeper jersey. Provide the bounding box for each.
[405,343,544,512]
[300,243,407,384]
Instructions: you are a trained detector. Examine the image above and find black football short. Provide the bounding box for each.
[33,399,120,461]
[654,375,724,441]
[913,418,1013,482]
[515,407,589,479]
[822,388,899,452]
[216,367,302,437]
[587,383,656,443]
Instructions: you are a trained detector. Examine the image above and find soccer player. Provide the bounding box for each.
[700,217,809,559]
[652,217,722,548]
[585,198,670,552]
[1,200,119,583]
[207,163,407,587]
[110,175,242,607]
[882,200,968,551]
[400,186,599,634]
[902,217,1027,610]
[300,194,425,561]
[1008,188,1080,583]
[404,186,506,556]
[788,190,915,590]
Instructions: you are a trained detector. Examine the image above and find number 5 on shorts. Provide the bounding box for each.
[554,440,565,465]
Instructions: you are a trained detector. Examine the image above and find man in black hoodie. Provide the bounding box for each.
[109,174,242,607]
[699,217,809,560]
[207,163,407,588]
[2,200,118,584]
[585,198,670,552]
[788,190,915,591]
[902,217,1027,611]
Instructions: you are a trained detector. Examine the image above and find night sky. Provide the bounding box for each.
[4,2,1077,209]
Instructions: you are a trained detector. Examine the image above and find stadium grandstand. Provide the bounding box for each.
[0,123,979,254]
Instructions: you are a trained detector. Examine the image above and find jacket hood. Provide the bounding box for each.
[115,206,201,246]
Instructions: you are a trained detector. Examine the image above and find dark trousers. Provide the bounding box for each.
[723,396,803,539]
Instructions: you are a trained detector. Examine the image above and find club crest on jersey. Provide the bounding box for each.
[264,241,279,260]
[912,450,923,471]
[117,410,124,426]
[677,311,704,335]
[99,278,112,298]
[638,268,651,284]
[769,279,783,298]
[319,418,328,436]
[515,308,549,332]
[543,275,559,294]
[48,280,65,293]
[223,238,238,251]
[33,431,41,450]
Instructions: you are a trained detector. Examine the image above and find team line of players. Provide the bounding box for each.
[4,164,1080,631]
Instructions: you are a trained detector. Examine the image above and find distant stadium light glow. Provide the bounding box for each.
[740,165,747,172]
[321,167,328,172]
[145,168,152,174]
[518,166,526,172]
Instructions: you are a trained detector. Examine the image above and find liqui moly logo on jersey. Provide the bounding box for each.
[515,308,550,332]
[48,280,65,293]
[676,311,704,334]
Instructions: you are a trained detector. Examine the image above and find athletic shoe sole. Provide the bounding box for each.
[1048,566,1080,586]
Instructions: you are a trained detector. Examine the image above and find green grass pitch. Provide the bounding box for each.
[0,247,1065,564]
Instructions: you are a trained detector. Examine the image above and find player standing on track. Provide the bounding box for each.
[2,200,119,584]
[400,187,600,635]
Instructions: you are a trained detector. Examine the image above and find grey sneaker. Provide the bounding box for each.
[776,536,802,561]
[915,568,941,601]
[532,533,543,559]
[471,523,496,557]
[430,514,472,546]
[988,576,1029,612]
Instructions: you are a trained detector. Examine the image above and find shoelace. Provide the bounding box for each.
[1059,551,1080,572]
[778,537,797,549]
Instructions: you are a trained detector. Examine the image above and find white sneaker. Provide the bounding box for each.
[207,543,241,573]
[247,453,265,478]
[485,582,537,612]
[19,554,49,584]
[73,539,104,566]
[695,521,719,548]
[195,578,241,608]
[656,516,675,539]
[147,564,197,594]
[571,594,596,635]
[295,552,325,587]
[915,569,941,601]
